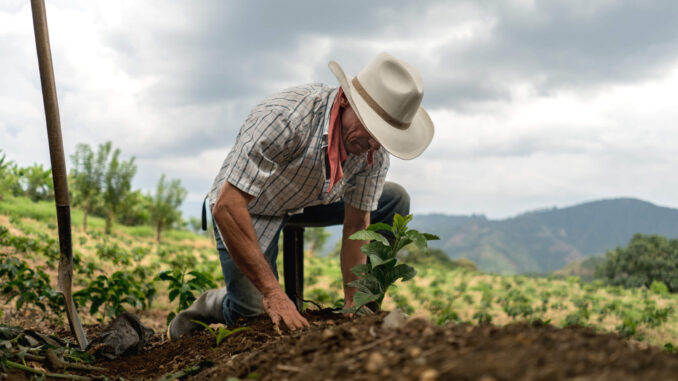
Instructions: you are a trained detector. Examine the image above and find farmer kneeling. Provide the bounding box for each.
[168,52,434,340]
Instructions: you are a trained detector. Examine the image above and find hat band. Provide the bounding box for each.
[351,77,411,130]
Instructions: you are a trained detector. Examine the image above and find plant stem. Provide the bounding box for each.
[5,359,92,380]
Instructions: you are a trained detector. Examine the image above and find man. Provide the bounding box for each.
[168,52,434,339]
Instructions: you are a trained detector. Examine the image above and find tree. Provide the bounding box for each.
[304,227,330,256]
[102,143,137,234]
[0,150,21,200]
[70,143,108,231]
[149,174,187,242]
[18,163,54,202]
[117,190,152,226]
[595,234,678,292]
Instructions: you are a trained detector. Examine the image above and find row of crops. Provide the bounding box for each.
[2,207,678,349]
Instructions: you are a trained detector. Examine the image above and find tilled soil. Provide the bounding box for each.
[7,310,678,380]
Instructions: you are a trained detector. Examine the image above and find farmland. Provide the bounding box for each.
[3,195,678,379]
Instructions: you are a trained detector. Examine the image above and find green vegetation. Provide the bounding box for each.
[191,320,250,346]
[4,194,678,347]
[0,149,53,202]
[4,147,678,351]
[596,234,678,292]
[344,213,439,313]
[150,174,188,242]
[158,267,217,325]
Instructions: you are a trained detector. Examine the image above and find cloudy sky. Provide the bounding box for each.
[2,0,678,220]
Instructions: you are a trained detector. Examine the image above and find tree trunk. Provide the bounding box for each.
[82,207,88,232]
[155,222,162,243]
[105,211,112,235]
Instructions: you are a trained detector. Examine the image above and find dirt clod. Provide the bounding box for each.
[365,351,385,373]
[419,368,439,381]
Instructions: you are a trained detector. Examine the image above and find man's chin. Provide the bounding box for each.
[347,146,367,156]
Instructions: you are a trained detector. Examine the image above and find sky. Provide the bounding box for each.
[2,0,678,220]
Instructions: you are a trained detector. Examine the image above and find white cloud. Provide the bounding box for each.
[3,0,678,221]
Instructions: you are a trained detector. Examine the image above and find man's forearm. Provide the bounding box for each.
[340,231,368,305]
[212,191,280,296]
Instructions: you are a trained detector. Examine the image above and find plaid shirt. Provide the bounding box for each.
[208,83,390,252]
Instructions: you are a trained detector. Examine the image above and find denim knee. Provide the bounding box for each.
[372,182,410,225]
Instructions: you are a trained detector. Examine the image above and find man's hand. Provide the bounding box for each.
[262,289,309,333]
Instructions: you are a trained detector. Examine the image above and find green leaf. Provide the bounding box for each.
[361,241,392,263]
[393,264,417,282]
[394,237,413,253]
[393,213,413,233]
[216,327,250,345]
[348,230,389,246]
[158,270,175,281]
[353,291,380,310]
[166,312,176,326]
[351,264,371,278]
[168,289,180,302]
[367,253,396,269]
[348,277,381,295]
[191,319,215,336]
[406,230,428,252]
[422,233,440,241]
[366,222,393,233]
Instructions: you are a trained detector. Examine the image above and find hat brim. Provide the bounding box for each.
[329,60,434,160]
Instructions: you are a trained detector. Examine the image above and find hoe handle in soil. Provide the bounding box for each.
[30,0,88,351]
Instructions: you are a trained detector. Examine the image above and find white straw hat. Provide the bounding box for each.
[328,52,434,160]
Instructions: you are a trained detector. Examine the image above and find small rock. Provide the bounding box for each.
[322,328,336,341]
[419,368,439,381]
[365,352,385,373]
[382,309,407,330]
[404,317,430,331]
[422,326,435,337]
[409,347,422,358]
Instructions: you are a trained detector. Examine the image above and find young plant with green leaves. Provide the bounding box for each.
[344,213,438,313]
[157,267,217,324]
[73,269,156,320]
[191,320,250,346]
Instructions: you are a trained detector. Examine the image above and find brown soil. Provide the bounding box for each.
[6,309,678,380]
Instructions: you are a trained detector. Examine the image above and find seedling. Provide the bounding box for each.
[344,213,438,313]
[191,320,250,346]
[158,267,217,325]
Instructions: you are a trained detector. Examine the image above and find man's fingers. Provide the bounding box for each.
[281,309,309,331]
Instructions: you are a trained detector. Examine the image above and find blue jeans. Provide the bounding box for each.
[215,181,410,325]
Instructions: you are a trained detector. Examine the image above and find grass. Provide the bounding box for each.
[0,196,56,222]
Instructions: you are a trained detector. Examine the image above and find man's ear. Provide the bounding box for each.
[339,92,351,108]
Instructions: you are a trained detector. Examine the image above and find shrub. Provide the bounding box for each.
[596,234,678,292]
[73,269,156,320]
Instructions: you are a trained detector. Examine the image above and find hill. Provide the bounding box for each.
[410,198,678,274]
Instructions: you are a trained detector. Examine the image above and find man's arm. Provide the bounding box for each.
[212,181,309,331]
[340,203,371,308]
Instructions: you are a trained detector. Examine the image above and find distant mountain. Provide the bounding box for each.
[409,198,678,275]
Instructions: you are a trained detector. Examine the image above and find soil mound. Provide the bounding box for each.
[7,310,678,380]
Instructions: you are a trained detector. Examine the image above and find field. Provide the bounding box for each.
[3,195,678,380]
